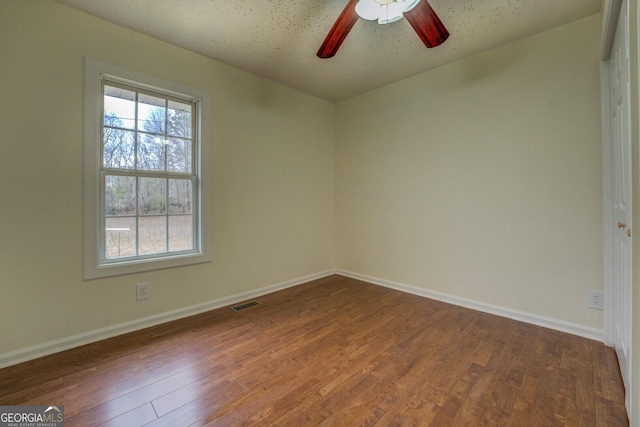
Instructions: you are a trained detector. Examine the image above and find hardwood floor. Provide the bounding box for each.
[0,275,628,426]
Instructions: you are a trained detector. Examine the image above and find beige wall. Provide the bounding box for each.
[335,15,603,329]
[0,0,335,354]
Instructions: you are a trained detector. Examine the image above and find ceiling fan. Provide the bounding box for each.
[317,0,449,59]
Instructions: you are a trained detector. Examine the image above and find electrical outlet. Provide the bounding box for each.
[587,290,603,310]
[136,282,150,301]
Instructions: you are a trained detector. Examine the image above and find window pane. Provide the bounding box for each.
[168,179,192,214]
[169,215,193,252]
[138,93,166,133]
[104,85,136,130]
[105,175,136,216]
[168,100,192,138]
[103,129,135,169]
[167,138,192,173]
[137,133,166,171]
[138,177,166,215]
[105,217,136,258]
[139,216,167,255]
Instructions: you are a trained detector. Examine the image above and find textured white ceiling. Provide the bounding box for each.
[54,0,602,102]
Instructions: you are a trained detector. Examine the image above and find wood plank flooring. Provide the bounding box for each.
[0,275,628,426]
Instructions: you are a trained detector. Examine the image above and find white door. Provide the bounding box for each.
[608,0,632,412]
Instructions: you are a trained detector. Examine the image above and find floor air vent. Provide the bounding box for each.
[231,301,260,312]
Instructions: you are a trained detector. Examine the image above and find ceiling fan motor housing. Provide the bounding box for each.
[356,0,422,23]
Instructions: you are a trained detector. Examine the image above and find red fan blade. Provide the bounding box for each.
[317,0,359,59]
[404,0,449,48]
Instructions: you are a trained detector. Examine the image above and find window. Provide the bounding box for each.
[84,58,211,279]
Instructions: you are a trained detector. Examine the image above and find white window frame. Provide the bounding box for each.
[83,57,211,280]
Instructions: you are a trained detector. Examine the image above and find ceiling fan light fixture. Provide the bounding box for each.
[355,0,381,21]
[378,3,403,24]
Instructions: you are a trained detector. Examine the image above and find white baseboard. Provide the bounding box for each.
[336,269,603,342]
[0,270,335,369]
[0,269,604,369]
